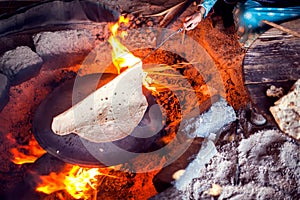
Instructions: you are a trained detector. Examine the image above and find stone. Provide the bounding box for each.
[33,29,95,57]
[181,98,236,139]
[0,73,9,112]
[0,46,43,85]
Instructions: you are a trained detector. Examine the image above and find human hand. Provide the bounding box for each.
[183,6,206,30]
[183,12,203,30]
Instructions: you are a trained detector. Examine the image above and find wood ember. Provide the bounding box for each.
[0,73,9,112]
[124,13,160,29]
[270,79,300,140]
[0,46,43,85]
[33,29,95,57]
[52,64,148,143]
[266,85,284,98]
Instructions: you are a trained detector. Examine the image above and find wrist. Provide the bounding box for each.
[196,5,206,16]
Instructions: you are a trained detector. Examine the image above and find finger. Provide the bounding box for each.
[185,24,194,30]
[187,22,199,30]
[184,16,192,22]
[183,21,192,29]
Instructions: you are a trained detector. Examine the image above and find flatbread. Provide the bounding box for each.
[270,79,300,140]
[51,62,148,142]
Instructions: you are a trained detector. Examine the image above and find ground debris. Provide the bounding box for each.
[151,129,300,200]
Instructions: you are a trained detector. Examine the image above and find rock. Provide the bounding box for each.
[33,29,95,57]
[0,46,43,85]
[174,140,218,191]
[152,138,204,193]
[181,98,236,139]
[0,73,9,112]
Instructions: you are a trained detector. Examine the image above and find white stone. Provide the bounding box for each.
[33,29,94,57]
[175,140,217,191]
[182,98,236,138]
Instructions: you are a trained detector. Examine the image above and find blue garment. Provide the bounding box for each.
[201,0,218,17]
[199,0,300,46]
[234,0,300,46]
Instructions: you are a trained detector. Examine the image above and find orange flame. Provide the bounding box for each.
[108,16,141,74]
[109,15,129,37]
[36,164,115,200]
[7,134,46,165]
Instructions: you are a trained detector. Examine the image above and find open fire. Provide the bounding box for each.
[8,133,116,199]
[4,0,298,199]
[108,16,140,74]
[36,165,115,200]
[0,1,231,199]
[7,15,158,199]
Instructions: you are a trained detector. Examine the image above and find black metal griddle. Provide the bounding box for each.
[33,73,165,167]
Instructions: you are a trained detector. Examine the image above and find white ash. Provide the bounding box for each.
[219,183,279,200]
[152,129,300,200]
[33,29,95,57]
[238,129,286,167]
[182,98,236,139]
[0,46,43,80]
[236,130,300,198]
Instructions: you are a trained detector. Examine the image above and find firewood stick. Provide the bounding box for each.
[262,20,300,38]
[93,189,97,200]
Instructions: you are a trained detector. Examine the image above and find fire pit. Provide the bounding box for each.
[0,1,227,199]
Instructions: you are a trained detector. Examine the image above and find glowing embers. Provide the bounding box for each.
[7,133,46,165]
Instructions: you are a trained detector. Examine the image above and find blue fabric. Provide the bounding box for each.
[199,0,300,46]
[200,0,218,17]
[233,0,300,46]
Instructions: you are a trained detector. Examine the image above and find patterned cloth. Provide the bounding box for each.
[199,0,300,47]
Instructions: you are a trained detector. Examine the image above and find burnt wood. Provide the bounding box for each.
[243,18,300,124]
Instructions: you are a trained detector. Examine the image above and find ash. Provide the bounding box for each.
[152,129,300,200]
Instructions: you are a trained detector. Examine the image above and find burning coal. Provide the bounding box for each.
[7,133,46,165]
